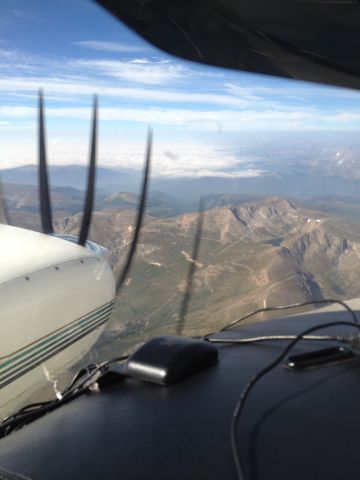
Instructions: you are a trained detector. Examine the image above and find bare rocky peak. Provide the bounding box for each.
[282,228,349,264]
[54,196,330,254]
[51,194,360,336]
[83,197,316,248]
[55,209,145,249]
[228,197,301,234]
[105,192,139,205]
[159,197,314,243]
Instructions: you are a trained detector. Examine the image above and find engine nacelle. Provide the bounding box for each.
[0,224,115,418]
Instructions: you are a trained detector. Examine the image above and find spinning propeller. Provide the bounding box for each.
[38,91,153,292]
[2,90,203,334]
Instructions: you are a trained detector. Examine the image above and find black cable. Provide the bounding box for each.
[207,334,343,345]
[61,363,99,396]
[1,389,86,437]
[231,317,360,480]
[204,298,359,338]
[0,354,128,437]
[61,354,127,398]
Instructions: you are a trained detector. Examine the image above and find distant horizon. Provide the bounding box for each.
[2,127,360,178]
[0,162,268,180]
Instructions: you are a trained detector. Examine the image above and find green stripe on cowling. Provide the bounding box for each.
[0,302,113,373]
[0,301,113,373]
[0,310,111,379]
[0,313,110,385]
[0,313,110,389]
[0,306,112,377]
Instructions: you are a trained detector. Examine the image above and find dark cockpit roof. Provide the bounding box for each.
[97,0,360,91]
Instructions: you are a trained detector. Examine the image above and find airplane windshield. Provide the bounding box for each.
[1,0,360,420]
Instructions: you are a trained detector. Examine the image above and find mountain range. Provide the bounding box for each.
[3,165,360,357]
[51,196,360,358]
[3,164,360,203]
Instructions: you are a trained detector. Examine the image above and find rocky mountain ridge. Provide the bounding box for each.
[53,196,360,345]
[4,190,360,351]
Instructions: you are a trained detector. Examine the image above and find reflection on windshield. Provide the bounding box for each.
[2,0,360,421]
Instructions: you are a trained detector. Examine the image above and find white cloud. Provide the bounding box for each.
[9,92,80,102]
[0,48,54,73]
[224,83,265,103]
[0,136,265,178]
[0,76,254,107]
[330,113,360,122]
[0,104,315,130]
[188,169,264,178]
[224,81,360,102]
[0,106,34,117]
[0,48,13,58]
[150,145,265,178]
[74,41,146,53]
[130,59,150,64]
[0,102,352,133]
[72,59,187,85]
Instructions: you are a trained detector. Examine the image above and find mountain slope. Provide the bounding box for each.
[54,196,360,358]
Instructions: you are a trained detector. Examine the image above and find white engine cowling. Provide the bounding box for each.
[0,224,115,419]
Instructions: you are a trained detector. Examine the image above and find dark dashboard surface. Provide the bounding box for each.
[0,307,359,479]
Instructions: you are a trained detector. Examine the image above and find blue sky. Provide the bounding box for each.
[1,0,360,176]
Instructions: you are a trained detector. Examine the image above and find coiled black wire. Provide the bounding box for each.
[232,313,360,480]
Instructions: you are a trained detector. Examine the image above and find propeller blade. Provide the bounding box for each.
[38,90,53,234]
[115,128,152,294]
[0,175,9,224]
[176,199,205,336]
[78,96,98,246]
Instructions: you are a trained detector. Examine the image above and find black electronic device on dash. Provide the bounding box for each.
[124,335,218,385]
[285,346,356,370]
